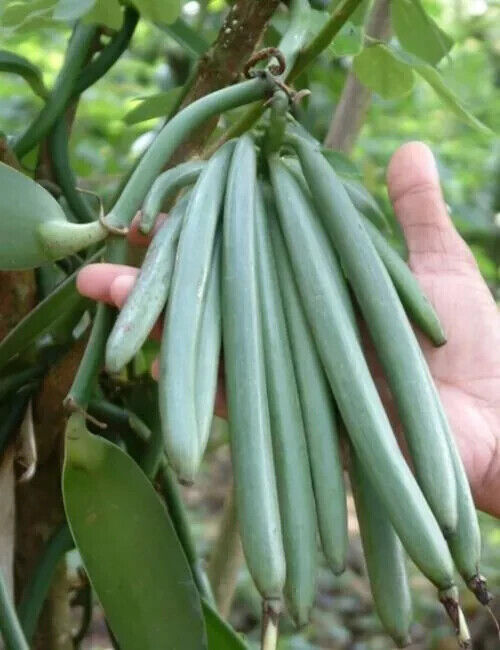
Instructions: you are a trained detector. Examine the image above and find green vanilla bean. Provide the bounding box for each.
[106,77,274,230]
[13,24,98,159]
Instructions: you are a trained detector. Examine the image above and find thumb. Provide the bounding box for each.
[387,142,477,276]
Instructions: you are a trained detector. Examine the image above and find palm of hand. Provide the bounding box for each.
[387,144,500,516]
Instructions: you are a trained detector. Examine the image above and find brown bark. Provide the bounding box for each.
[324,0,391,153]
[169,0,281,166]
[15,337,88,650]
[0,139,37,612]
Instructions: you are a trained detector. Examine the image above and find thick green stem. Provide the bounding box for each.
[289,0,364,81]
[38,220,107,261]
[13,24,98,159]
[64,303,112,412]
[72,7,139,96]
[0,567,29,650]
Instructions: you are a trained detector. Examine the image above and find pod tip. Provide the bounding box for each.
[467,574,492,606]
[439,587,471,649]
[261,598,281,650]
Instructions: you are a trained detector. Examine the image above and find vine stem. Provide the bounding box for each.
[288,0,364,81]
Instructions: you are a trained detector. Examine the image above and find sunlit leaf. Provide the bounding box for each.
[329,21,364,57]
[123,88,182,124]
[131,0,180,25]
[0,0,57,30]
[391,0,453,66]
[159,17,209,58]
[353,44,415,99]
[83,0,122,30]
[412,61,491,134]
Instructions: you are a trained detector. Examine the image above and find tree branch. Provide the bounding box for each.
[168,0,281,165]
[324,0,391,153]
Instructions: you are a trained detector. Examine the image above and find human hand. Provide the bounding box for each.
[77,142,500,517]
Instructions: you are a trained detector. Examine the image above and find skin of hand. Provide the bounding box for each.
[77,142,500,517]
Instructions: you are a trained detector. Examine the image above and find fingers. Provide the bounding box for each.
[77,264,138,304]
[128,211,166,247]
[387,142,477,275]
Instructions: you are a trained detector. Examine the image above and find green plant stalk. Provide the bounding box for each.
[13,24,98,159]
[17,524,74,643]
[288,0,364,81]
[107,78,273,229]
[48,117,96,223]
[72,6,139,96]
[264,90,289,156]
[65,238,127,411]
[48,7,140,225]
[0,567,29,650]
[64,301,113,412]
[0,366,42,401]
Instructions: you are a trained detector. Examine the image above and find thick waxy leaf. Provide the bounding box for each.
[391,0,453,66]
[123,88,182,124]
[0,50,48,98]
[131,0,180,25]
[63,417,207,650]
[159,17,210,58]
[83,0,123,30]
[203,601,248,649]
[0,253,100,371]
[353,44,415,99]
[0,162,68,270]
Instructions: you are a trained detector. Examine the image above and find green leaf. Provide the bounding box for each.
[0,0,57,30]
[83,0,123,30]
[329,21,364,57]
[159,17,210,58]
[53,0,95,21]
[391,0,453,66]
[63,417,207,650]
[320,148,362,179]
[123,88,182,124]
[353,44,415,99]
[0,50,48,98]
[0,254,99,371]
[412,60,492,134]
[131,0,180,25]
[203,600,248,649]
[0,162,68,270]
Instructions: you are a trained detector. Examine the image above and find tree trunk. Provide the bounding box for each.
[324,0,391,153]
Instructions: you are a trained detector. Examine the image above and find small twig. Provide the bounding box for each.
[261,600,281,650]
[64,399,107,430]
[244,47,286,78]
